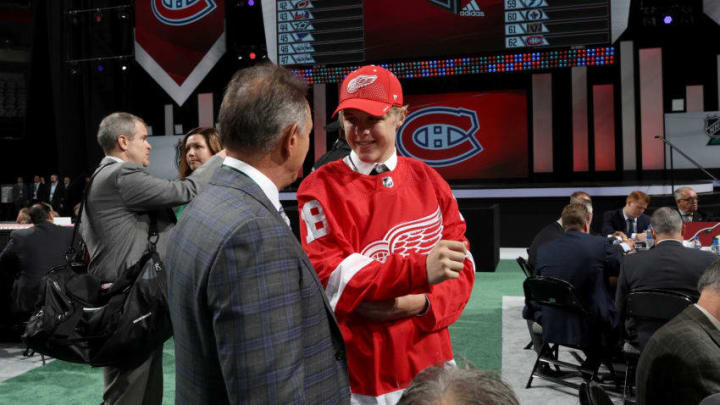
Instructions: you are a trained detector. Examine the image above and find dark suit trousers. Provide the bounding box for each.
[103,348,163,405]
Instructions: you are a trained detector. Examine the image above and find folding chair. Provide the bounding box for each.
[621,289,694,404]
[523,276,615,390]
[517,256,535,350]
[516,256,533,278]
[579,381,615,405]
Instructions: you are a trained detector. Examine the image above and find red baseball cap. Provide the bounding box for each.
[332,65,403,118]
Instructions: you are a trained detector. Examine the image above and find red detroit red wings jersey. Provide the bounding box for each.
[297,156,475,401]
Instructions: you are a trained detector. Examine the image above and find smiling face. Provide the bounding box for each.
[185,134,212,171]
[342,107,406,164]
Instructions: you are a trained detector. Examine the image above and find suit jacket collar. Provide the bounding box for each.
[685,305,720,348]
[210,165,341,328]
[221,157,282,213]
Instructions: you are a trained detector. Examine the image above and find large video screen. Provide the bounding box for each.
[275,0,611,66]
[397,91,528,180]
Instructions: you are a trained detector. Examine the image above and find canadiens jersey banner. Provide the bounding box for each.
[135,0,226,106]
[397,91,528,179]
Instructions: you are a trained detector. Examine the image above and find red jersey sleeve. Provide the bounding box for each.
[413,167,476,333]
[297,174,431,320]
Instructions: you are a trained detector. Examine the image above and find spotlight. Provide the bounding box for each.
[95,10,103,23]
[663,15,673,24]
[248,0,254,5]
[97,64,104,72]
[237,55,243,60]
[249,52,257,60]
[70,64,79,76]
[121,65,128,71]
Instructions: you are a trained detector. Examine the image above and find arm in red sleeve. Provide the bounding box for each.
[297,185,430,320]
[414,169,475,332]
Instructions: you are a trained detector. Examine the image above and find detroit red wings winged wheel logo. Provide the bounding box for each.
[347,75,378,93]
[361,208,444,262]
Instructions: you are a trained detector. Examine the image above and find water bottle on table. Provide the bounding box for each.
[712,236,720,256]
[692,236,702,250]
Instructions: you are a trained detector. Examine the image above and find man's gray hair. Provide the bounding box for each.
[650,207,682,235]
[97,112,145,154]
[570,191,592,213]
[697,260,720,293]
[397,365,519,405]
[219,63,308,154]
[674,186,693,202]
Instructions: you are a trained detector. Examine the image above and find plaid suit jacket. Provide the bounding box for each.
[636,304,720,405]
[167,165,350,405]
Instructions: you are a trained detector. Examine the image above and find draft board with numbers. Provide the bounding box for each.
[274,0,610,67]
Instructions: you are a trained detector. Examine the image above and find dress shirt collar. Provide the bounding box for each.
[695,304,720,332]
[343,150,398,175]
[622,210,635,223]
[222,156,282,212]
[105,155,125,163]
[655,239,682,246]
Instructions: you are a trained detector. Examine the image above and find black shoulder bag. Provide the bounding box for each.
[22,163,173,368]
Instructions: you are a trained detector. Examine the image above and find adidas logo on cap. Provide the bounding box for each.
[460,0,485,16]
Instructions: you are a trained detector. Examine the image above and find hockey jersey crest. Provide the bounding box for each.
[360,207,443,262]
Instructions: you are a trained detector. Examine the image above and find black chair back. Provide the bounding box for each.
[626,289,693,323]
[516,257,533,278]
[523,276,589,316]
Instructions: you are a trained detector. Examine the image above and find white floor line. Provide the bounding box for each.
[0,344,53,383]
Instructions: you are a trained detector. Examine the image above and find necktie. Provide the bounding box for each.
[278,205,291,227]
[370,164,388,176]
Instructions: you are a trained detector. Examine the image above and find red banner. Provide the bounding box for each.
[397,91,528,179]
[135,0,225,106]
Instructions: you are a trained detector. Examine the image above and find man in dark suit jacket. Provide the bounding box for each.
[601,190,651,238]
[636,260,720,405]
[11,177,29,213]
[166,65,350,404]
[528,191,592,270]
[674,186,706,222]
[0,204,73,318]
[534,203,622,365]
[47,174,64,212]
[616,207,719,351]
[80,112,223,405]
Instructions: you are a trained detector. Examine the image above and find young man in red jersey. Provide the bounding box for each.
[297,65,475,404]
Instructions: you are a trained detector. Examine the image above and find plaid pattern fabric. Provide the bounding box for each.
[636,305,720,405]
[167,165,350,405]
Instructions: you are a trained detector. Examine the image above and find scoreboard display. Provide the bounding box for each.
[275,0,611,66]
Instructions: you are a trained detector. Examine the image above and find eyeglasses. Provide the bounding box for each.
[679,197,698,202]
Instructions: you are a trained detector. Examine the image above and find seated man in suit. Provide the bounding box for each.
[601,190,651,240]
[533,203,622,368]
[0,204,74,321]
[616,207,718,351]
[674,186,705,222]
[636,259,720,405]
[528,191,592,270]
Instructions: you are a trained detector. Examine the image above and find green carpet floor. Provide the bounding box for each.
[0,260,524,404]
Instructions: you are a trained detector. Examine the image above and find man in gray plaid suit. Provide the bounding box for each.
[166,64,350,404]
[636,258,720,405]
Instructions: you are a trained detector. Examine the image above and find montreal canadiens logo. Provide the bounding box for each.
[397,106,483,167]
[152,0,217,26]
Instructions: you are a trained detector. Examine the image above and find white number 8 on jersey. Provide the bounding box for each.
[301,200,330,243]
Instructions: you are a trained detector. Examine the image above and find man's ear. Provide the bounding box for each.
[117,135,129,152]
[394,106,408,129]
[280,122,300,159]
